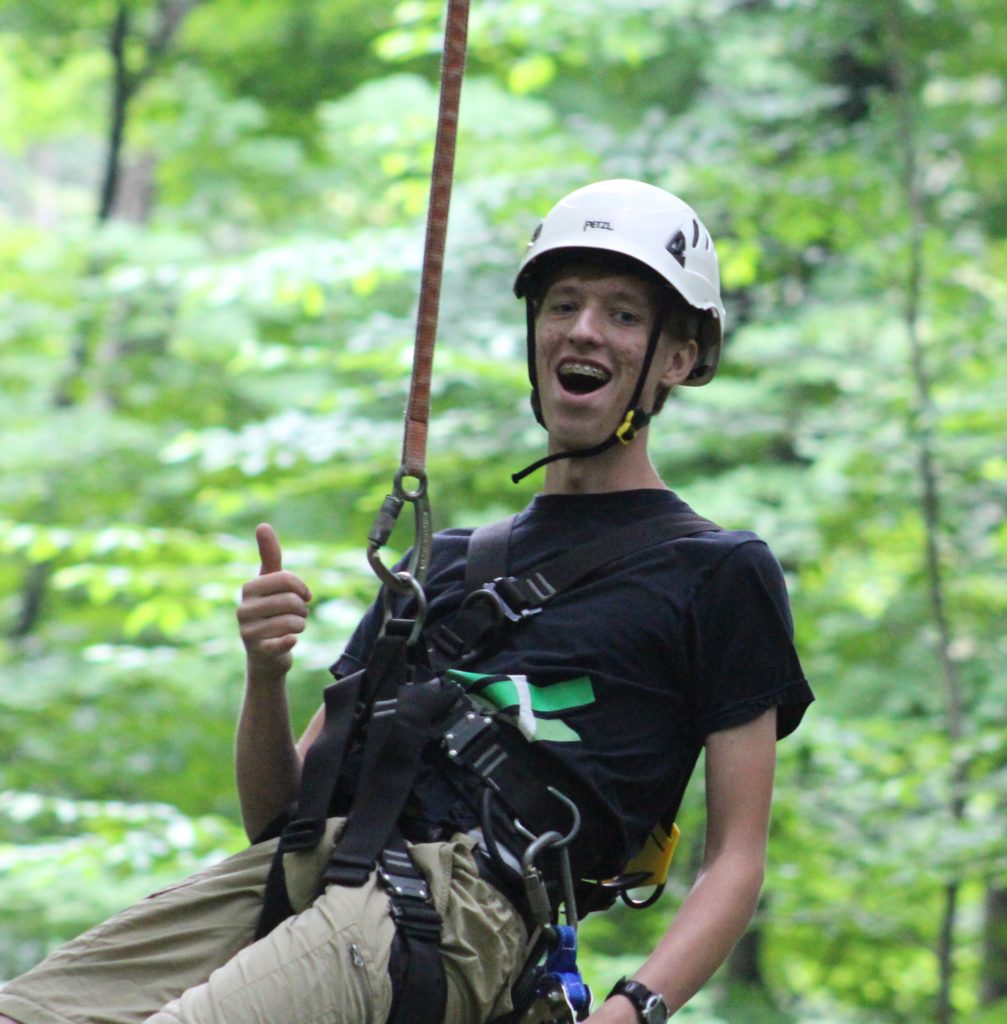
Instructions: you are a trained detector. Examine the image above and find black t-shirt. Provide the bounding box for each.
[333,489,813,874]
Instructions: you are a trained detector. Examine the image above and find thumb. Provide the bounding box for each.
[256,523,283,575]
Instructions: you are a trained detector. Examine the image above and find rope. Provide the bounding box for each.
[367,0,469,605]
[402,0,470,479]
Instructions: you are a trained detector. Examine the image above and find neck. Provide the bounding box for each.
[542,430,667,494]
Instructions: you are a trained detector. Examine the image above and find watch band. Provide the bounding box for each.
[606,977,669,1024]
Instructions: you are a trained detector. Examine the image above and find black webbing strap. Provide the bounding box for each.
[279,627,412,854]
[281,669,365,851]
[463,514,515,592]
[429,511,720,669]
[254,628,421,939]
[306,630,450,1024]
[382,839,447,1024]
[323,679,455,887]
[254,666,366,940]
[493,511,719,599]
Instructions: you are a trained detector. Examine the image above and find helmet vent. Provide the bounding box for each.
[691,219,700,246]
[529,222,543,245]
[666,229,687,267]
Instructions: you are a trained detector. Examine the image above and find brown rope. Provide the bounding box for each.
[401,0,470,479]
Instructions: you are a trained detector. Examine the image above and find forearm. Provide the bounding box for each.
[235,665,301,842]
[591,851,764,1023]
[639,851,764,1012]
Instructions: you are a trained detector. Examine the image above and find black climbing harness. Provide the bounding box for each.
[254,509,720,1024]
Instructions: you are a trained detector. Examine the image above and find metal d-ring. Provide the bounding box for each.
[381,571,428,647]
[393,466,427,501]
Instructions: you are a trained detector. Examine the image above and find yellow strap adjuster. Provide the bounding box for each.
[615,410,638,445]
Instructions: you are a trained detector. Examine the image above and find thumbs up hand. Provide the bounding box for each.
[237,524,313,681]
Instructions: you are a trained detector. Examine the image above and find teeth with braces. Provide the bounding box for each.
[558,363,611,383]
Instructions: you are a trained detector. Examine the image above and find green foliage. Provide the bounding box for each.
[1,1,1005,1021]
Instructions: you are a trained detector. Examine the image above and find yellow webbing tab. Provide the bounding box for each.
[621,822,681,887]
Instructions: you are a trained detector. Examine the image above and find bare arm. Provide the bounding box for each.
[235,524,314,841]
[590,707,778,1021]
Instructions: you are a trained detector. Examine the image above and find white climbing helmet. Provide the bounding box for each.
[514,179,725,385]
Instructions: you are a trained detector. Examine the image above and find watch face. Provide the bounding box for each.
[641,993,669,1024]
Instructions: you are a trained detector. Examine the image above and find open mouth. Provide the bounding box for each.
[557,360,612,395]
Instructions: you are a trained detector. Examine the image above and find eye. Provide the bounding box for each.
[614,309,642,326]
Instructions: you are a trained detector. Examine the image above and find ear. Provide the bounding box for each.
[657,338,699,389]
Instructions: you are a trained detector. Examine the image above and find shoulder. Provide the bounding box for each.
[431,526,476,547]
[422,527,476,585]
[673,529,788,594]
[637,527,798,638]
[422,526,479,605]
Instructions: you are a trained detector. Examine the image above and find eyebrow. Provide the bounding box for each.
[545,282,651,305]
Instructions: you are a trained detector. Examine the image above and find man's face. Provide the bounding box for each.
[533,264,694,452]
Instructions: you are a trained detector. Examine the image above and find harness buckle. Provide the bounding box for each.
[443,710,494,760]
[488,574,554,622]
[379,866,432,901]
[379,845,442,941]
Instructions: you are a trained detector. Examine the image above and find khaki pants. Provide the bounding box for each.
[0,823,527,1024]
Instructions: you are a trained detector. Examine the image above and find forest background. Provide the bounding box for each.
[0,1,1004,1022]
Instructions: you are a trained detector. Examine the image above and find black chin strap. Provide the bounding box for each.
[512,300,668,485]
[511,431,623,485]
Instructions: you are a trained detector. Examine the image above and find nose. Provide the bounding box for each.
[568,303,603,344]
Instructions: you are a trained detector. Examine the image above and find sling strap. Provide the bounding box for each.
[322,679,456,888]
[463,513,515,591]
[429,510,719,670]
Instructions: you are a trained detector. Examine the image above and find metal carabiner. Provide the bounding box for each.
[366,467,433,597]
[515,788,583,929]
[393,467,432,586]
[514,787,582,851]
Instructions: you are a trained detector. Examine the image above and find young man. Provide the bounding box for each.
[0,180,812,1024]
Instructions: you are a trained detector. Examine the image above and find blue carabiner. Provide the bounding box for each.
[543,925,591,1019]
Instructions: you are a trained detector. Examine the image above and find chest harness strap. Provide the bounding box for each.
[427,511,719,672]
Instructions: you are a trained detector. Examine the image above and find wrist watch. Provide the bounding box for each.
[606,977,669,1024]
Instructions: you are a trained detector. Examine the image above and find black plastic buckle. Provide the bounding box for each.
[389,899,443,942]
[322,852,374,888]
[279,817,326,853]
[430,624,467,662]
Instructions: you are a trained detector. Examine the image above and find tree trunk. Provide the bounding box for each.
[884,6,968,1023]
[98,4,133,223]
[10,1,195,638]
[981,883,1007,1005]
[726,922,766,991]
[7,562,51,641]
